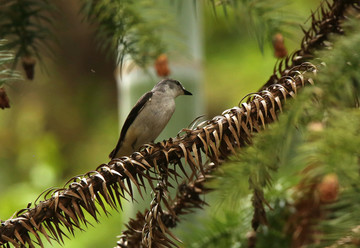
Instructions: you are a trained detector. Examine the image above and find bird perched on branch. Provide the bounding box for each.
[109,78,192,159]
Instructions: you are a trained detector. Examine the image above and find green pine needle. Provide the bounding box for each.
[0,40,22,86]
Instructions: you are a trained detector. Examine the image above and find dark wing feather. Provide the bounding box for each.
[109,91,153,159]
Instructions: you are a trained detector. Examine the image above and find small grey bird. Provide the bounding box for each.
[109,78,192,159]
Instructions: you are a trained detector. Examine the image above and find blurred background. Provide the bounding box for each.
[0,0,320,247]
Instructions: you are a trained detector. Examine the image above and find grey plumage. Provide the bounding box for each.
[110,78,192,159]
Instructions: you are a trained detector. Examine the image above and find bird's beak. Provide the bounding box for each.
[183,89,192,95]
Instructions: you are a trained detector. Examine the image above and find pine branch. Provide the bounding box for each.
[0,40,22,85]
[0,1,358,248]
[0,0,54,80]
[118,1,360,247]
[0,59,315,248]
[116,163,216,248]
[190,13,360,248]
[204,0,298,53]
[0,39,23,109]
[112,62,315,248]
[259,0,358,91]
[327,225,360,247]
[80,0,168,70]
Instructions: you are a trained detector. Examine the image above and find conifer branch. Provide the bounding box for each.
[0,1,359,248]
[112,63,316,248]
[327,225,360,248]
[0,0,54,80]
[116,163,216,247]
[259,0,358,91]
[117,1,360,247]
[80,0,167,70]
[0,39,22,109]
[0,59,315,248]
[205,0,298,53]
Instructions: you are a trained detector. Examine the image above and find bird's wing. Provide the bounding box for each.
[109,91,153,159]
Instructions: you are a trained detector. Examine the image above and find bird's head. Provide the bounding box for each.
[153,79,192,98]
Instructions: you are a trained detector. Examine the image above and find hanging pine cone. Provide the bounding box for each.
[317,173,339,203]
[0,87,10,109]
[272,33,288,58]
[21,56,36,80]
[154,53,170,77]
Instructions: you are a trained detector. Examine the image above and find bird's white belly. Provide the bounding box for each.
[125,98,175,150]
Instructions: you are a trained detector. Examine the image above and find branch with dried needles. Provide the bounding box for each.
[116,1,360,246]
[0,1,358,248]
[0,61,315,248]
